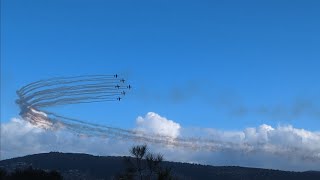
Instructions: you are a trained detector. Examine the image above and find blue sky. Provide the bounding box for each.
[1,0,320,132]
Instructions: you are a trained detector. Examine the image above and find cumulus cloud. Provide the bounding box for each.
[1,113,320,171]
[136,112,181,138]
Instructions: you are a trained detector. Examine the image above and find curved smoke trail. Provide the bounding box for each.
[16,75,210,149]
[15,75,320,161]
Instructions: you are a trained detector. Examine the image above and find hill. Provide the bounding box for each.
[1,152,319,180]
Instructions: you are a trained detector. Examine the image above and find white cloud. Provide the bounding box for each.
[136,112,181,138]
[1,113,320,171]
[0,117,133,159]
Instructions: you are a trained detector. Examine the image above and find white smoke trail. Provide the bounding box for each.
[14,75,320,163]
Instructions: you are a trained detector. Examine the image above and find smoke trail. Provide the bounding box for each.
[16,75,237,150]
[15,75,320,161]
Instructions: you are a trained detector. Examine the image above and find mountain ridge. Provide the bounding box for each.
[1,152,319,180]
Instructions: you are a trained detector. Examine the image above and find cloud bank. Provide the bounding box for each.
[1,112,320,171]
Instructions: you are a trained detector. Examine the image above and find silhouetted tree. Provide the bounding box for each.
[0,166,62,180]
[157,167,173,180]
[0,168,8,179]
[117,144,175,180]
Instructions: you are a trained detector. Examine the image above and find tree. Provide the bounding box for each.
[0,166,62,180]
[117,144,175,180]
[0,168,8,179]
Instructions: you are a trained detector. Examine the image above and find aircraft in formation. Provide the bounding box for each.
[112,75,131,101]
[115,84,132,89]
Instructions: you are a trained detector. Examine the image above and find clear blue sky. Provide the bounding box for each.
[1,0,320,131]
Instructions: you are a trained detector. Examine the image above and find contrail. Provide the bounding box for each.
[15,75,320,161]
[16,75,234,150]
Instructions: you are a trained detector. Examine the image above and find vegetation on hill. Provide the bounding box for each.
[0,166,62,180]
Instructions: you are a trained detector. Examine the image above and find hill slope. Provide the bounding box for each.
[1,152,319,180]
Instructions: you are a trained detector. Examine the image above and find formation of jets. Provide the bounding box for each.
[113,75,131,101]
[114,84,132,89]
